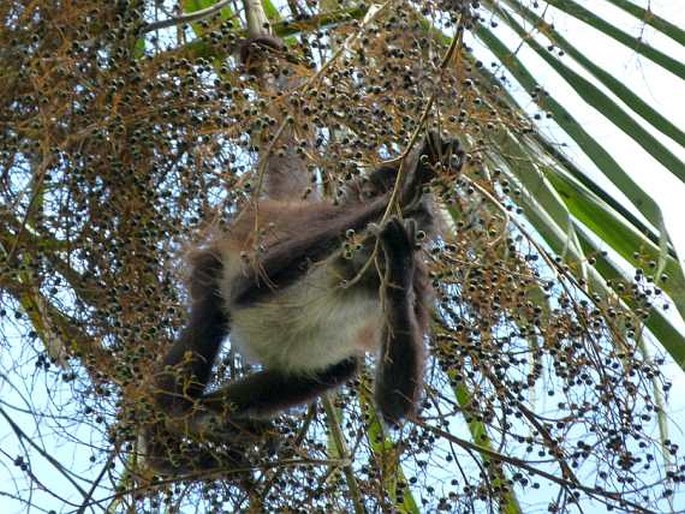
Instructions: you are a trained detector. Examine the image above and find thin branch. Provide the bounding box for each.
[0,406,90,500]
[143,0,233,34]
[76,451,117,514]
[322,396,366,514]
[382,21,464,224]
[419,420,658,514]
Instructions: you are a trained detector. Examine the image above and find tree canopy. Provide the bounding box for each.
[1,1,683,512]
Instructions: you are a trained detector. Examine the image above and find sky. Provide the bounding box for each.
[531,0,685,261]
[490,1,685,509]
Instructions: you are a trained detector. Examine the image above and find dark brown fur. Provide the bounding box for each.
[146,133,463,475]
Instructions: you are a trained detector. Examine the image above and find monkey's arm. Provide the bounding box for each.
[374,218,426,426]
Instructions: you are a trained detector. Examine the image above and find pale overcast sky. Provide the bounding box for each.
[1,1,683,512]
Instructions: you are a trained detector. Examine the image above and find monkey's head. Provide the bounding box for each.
[360,165,403,199]
[335,165,406,209]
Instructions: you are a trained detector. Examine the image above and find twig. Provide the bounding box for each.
[143,0,234,34]
[382,21,463,224]
[322,396,366,514]
[0,406,90,499]
[419,419,658,514]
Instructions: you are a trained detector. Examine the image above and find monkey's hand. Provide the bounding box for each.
[419,131,464,175]
[403,132,464,210]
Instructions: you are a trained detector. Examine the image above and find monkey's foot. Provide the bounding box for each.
[188,411,273,444]
[378,216,415,249]
[376,217,418,282]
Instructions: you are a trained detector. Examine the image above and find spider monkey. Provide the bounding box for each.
[143,37,464,475]
[143,133,462,475]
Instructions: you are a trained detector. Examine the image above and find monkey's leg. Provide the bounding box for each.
[145,359,358,476]
[374,217,426,426]
[198,358,359,423]
[146,251,245,475]
[156,250,228,415]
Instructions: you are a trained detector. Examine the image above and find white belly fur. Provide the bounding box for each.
[225,264,383,373]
